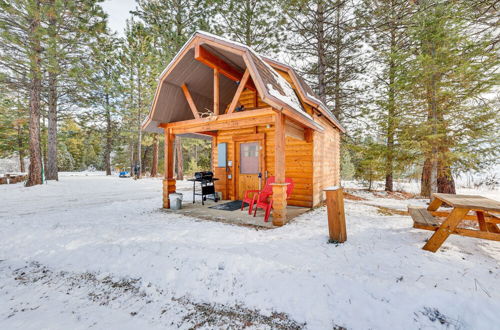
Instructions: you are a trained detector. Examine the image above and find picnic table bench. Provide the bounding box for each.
[0,173,28,185]
[409,193,500,252]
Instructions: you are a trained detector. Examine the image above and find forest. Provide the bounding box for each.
[0,0,498,197]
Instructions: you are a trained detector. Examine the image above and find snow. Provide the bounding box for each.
[1,173,499,329]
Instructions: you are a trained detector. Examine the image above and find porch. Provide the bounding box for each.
[161,107,316,226]
[162,194,309,229]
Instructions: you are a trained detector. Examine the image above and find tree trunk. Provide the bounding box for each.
[46,70,58,180]
[316,1,327,103]
[333,1,342,120]
[17,124,25,173]
[385,16,397,192]
[175,137,183,180]
[26,1,43,187]
[137,67,142,179]
[437,162,456,194]
[104,93,112,175]
[129,141,135,176]
[151,134,159,177]
[46,0,58,181]
[141,145,150,175]
[420,157,431,197]
[19,152,25,173]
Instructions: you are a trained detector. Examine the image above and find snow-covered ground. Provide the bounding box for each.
[1,173,499,330]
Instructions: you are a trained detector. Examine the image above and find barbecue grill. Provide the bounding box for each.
[188,171,219,205]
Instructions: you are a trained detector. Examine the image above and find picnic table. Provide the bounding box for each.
[409,193,500,252]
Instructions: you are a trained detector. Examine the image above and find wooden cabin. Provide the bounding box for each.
[142,31,345,226]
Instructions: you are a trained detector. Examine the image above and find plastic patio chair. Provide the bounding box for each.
[241,176,275,214]
[253,177,294,222]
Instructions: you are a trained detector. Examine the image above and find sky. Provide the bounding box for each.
[101,0,137,35]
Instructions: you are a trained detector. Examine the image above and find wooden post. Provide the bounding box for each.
[163,128,176,208]
[213,68,219,115]
[272,112,287,226]
[324,186,347,243]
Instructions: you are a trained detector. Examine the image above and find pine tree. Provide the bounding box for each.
[0,84,29,171]
[358,0,414,191]
[0,0,45,185]
[402,0,499,196]
[120,20,156,178]
[86,31,123,175]
[43,0,106,180]
[283,0,365,122]
[213,0,285,54]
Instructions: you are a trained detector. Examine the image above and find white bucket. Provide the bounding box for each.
[169,193,183,210]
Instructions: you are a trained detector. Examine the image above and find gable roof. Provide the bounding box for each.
[142,31,345,133]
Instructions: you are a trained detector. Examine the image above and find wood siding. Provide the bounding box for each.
[312,114,341,206]
[212,82,339,209]
[212,121,314,207]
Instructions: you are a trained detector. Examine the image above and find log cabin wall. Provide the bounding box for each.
[212,123,314,208]
[210,69,340,209]
[312,114,341,206]
[274,68,341,206]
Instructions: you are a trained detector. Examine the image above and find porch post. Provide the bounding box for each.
[213,68,219,115]
[163,127,176,208]
[272,112,287,226]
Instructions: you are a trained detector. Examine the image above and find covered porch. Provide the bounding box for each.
[162,180,309,228]
[162,107,316,226]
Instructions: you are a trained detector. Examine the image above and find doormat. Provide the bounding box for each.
[208,200,243,211]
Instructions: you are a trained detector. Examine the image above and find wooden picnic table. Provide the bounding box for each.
[409,193,500,252]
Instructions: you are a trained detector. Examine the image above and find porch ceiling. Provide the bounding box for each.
[148,47,243,131]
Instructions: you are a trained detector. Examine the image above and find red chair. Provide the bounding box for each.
[241,177,275,214]
[253,177,294,222]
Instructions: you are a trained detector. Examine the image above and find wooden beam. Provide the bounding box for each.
[195,44,256,91]
[227,69,251,114]
[181,84,200,119]
[272,112,287,226]
[171,115,274,135]
[304,128,313,143]
[213,68,219,115]
[197,131,218,137]
[160,107,275,129]
[275,112,286,183]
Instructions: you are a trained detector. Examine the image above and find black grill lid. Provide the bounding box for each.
[194,171,214,180]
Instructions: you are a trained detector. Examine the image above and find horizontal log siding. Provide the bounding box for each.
[312,114,341,206]
[212,121,313,207]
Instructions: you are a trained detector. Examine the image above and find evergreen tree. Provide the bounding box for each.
[357,0,414,191]
[283,0,365,122]
[402,0,499,196]
[120,20,156,178]
[213,0,285,55]
[86,31,123,175]
[43,0,106,180]
[0,85,29,171]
